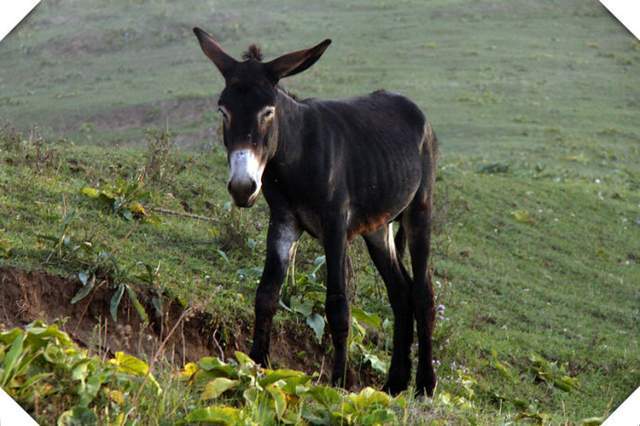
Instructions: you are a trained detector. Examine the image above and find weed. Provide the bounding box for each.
[81,175,160,223]
[0,126,63,172]
[143,127,177,186]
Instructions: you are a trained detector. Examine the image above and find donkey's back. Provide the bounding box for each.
[303,89,428,153]
[298,90,435,226]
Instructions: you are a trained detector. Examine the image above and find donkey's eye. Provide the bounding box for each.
[260,106,275,122]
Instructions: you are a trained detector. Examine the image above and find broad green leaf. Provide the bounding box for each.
[70,275,95,304]
[152,296,163,318]
[0,328,23,345]
[126,285,149,323]
[216,249,230,265]
[555,375,580,392]
[1,332,25,386]
[108,389,125,405]
[129,201,146,215]
[78,370,112,407]
[290,295,313,317]
[243,387,259,404]
[184,406,240,425]
[201,378,239,400]
[80,371,112,407]
[57,407,98,426]
[306,313,325,343]
[234,351,254,367]
[259,369,308,387]
[360,408,397,425]
[180,362,199,379]
[121,209,133,221]
[351,307,383,330]
[80,187,100,198]
[43,342,66,364]
[351,318,366,342]
[110,284,125,322]
[267,383,287,419]
[78,271,89,286]
[70,359,92,381]
[347,387,391,411]
[110,351,149,376]
[25,322,74,348]
[512,209,534,224]
[363,351,387,375]
[306,385,341,409]
[198,357,238,378]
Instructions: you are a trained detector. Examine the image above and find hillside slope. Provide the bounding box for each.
[1,0,639,423]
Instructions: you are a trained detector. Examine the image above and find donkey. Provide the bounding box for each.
[193,28,438,396]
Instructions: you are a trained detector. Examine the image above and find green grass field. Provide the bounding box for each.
[1,0,639,424]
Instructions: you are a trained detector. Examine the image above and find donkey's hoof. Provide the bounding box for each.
[382,369,410,395]
[382,380,408,396]
[331,368,356,390]
[248,350,269,368]
[414,372,437,397]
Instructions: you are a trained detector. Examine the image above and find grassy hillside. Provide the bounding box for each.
[1,0,639,424]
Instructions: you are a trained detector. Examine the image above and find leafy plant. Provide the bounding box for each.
[181,351,405,425]
[81,175,159,223]
[281,255,328,343]
[349,310,388,375]
[0,321,161,425]
[529,353,580,392]
[38,214,150,323]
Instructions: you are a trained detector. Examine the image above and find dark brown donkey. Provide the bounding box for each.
[193,28,438,396]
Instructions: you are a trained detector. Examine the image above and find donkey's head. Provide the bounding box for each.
[193,28,331,207]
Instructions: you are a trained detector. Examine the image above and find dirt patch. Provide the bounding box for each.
[60,96,219,148]
[88,97,216,133]
[0,266,380,389]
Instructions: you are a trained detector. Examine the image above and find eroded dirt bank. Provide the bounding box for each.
[0,266,377,388]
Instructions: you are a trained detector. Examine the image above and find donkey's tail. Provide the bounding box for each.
[394,222,406,262]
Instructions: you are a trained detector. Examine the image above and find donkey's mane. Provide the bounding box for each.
[241,44,300,100]
[242,44,263,61]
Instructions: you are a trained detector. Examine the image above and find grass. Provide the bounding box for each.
[1,0,639,424]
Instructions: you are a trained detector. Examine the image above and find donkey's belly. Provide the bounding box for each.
[345,162,421,240]
[346,194,412,241]
[296,207,323,239]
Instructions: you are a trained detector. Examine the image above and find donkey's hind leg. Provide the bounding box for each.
[363,224,414,395]
[405,192,437,396]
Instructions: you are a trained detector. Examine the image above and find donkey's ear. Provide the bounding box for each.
[265,39,331,81]
[193,27,237,78]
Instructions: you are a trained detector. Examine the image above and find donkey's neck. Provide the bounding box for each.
[272,87,307,164]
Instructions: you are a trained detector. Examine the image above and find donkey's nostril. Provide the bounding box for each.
[249,180,257,194]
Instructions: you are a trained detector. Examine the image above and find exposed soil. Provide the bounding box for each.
[88,97,215,131]
[60,96,219,149]
[0,266,380,389]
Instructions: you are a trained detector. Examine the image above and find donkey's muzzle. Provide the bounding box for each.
[228,178,258,207]
[227,149,263,208]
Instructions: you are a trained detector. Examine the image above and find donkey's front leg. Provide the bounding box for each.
[323,220,350,387]
[249,215,300,367]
